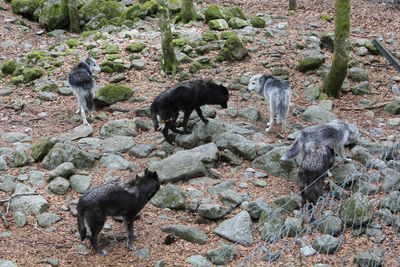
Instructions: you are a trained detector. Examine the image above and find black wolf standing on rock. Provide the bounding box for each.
[150,78,230,144]
[298,143,335,211]
[68,57,101,125]
[76,169,160,255]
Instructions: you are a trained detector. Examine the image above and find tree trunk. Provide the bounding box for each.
[158,0,177,79]
[68,0,81,33]
[322,0,350,98]
[177,0,200,23]
[289,0,297,10]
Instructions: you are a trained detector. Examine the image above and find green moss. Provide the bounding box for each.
[364,42,378,55]
[189,61,202,73]
[120,4,147,21]
[320,14,333,22]
[81,30,96,38]
[9,76,24,85]
[172,38,189,47]
[31,137,57,162]
[1,60,17,75]
[125,42,147,53]
[204,4,225,23]
[225,6,246,20]
[100,61,124,73]
[23,68,45,83]
[101,66,113,74]
[66,39,79,48]
[103,44,120,54]
[106,54,121,61]
[142,0,158,16]
[26,51,46,60]
[250,17,266,28]
[38,0,69,30]
[101,1,125,19]
[11,0,40,19]
[97,84,133,104]
[220,31,237,40]
[202,32,218,42]
[93,32,107,41]
[216,48,233,62]
[79,0,106,22]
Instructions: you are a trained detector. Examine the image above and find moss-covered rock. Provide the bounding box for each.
[83,13,108,31]
[79,0,124,22]
[228,17,249,29]
[339,193,373,226]
[250,16,265,28]
[1,60,17,75]
[384,100,400,115]
[296,50,325,72]
[22,68,45,83]
[364,42,378,55]
[66,38,79,48]
[208,19,229,31]
[348,67,369,82]
[172,38,189,47]
[95,84,133,106]
[101,1,125,19]
[217,36,249,62]
[202,32,218,42]
[103,44,120,54]
[125,42,147,53]
[11,0,40,19]
[38,0,69,30]
[142,0,158,16]
[120,3,147,21]
[320,33,334,52]
[220,31,237,40]
[100,61,125,73]
[204,4,225,23]
[225,6,246,20]
[31,137,58,162]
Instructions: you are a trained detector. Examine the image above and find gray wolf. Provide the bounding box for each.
[68,57,101,125]
[281,119,359,162]
[298,143,335,211]
[76,169,160,255]
[150,78,229,144]
[246,74,292,132]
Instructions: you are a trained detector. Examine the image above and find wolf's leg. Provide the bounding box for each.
[278,100,290,133]
[124,216,136,251]
[80,107,89,125]
[76,93,89,125]
[86,211,107,256]
[266,98,276,132]
[195,108,209,124]
[162,122,174,144]
[181,109,194,134]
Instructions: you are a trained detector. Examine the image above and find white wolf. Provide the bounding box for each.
[68,57,101,125]
[281,119,359,162]
[246,74,292,132]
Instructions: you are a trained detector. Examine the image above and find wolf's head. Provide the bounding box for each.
[216,83,229,108]
[246,74,276,93]
[84,57,101,73]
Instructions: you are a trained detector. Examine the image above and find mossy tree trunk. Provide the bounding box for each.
[322,0,350,98]
[289,0,297,10]
[68,0,81,33]
[158,0,177,79]
[177,0,200,23]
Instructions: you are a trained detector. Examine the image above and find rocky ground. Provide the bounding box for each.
[0,0,400,266]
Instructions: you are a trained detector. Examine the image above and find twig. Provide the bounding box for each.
[338,102,389,111]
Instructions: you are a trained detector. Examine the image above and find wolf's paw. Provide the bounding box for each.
[203,119,209,124]
[97,249,108,256]
[128,243,136,251]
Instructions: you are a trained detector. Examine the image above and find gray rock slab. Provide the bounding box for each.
[162,224,208,245]
[214,210,254,246]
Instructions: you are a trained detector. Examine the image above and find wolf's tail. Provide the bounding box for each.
[281,136,302,160]
[77,208,87,241]
[85,90,94,112]
[150,104,159,131]
[277,90,291,124]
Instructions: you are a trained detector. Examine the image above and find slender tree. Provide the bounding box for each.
[158,0,177,78]
[176,0,201,23]
[289,0,297,10]
[68,0,81,33]
[322,0,351,98]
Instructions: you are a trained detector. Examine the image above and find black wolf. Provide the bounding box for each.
[68,57,100,125]
[298,144,335,211]
[150,79,229,143]
[76,169,160,255]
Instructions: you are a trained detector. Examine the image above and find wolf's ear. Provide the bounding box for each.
[259,74,267,84]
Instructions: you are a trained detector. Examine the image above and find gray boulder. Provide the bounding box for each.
[316,216,343,236]
[198,203,227,220]
[354,251,383,267]
[283,217,302,237]
[38,0,69,30]
[252,146,298,180]
[48,162,75,181]
[381,191,400,213]
[246,199,274,219]
[36,212,61,228]
[99,119,137,138]
[207,244,237,265]
[239,107,261,121]
[312,234,340,254]
[9,196,49,215]
[381,168,400,191]
[149,143,218,183]
[257,208,285,243]
[100,154,131,170]
[296,50,325,72]
[302,105,336,123]
[100,135,135,154]
[60,125,93,141]
[48,177,70,195]
[214,210,254,246]
[186,255,212,267]
[207,179,235,195]
[339,193,373,226]
[349,67,369,82]
[151,184,186,210]
[128,144,156,158]
[219,189,243,208]
[213,132,258,160]
[70,174,91,193]
[2,132,31,143]
[162,224,208,245]
[41,141,95,170]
